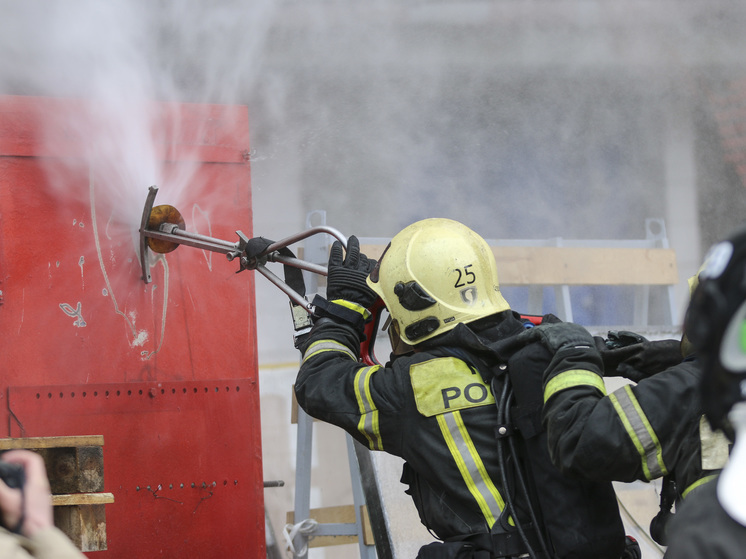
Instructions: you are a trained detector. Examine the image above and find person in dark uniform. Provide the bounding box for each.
[663,226,746,558]
[294,218,630,559]
[490,250,732,547]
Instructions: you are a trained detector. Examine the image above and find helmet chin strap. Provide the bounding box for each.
[718,400,746,525]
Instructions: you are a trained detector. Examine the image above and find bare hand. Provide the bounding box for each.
[0,450,53,537]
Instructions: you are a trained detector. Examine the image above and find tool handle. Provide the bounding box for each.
[360,299,386,366]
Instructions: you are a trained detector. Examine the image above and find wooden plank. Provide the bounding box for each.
[0,435,104,450]
[286,504,373,548]
[52,493,115,506]
[290,386,319,425]
[53,503,108,552]
[360,503,375,546]
[38,446,105,494]
[492,246,678,286]
[360,244,678,286]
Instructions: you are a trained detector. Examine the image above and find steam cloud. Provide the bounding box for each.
[0,0,278,225]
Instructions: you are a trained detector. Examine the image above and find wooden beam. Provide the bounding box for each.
[286,504,374,548]
[360,244,678,286]
[0,436,104,450]
[53,503,109,552]
[492,246,678,286]
[52,493,115,506]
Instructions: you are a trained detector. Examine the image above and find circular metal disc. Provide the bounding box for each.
[147,204,186,254]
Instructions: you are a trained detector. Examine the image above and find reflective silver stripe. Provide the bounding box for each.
[302,339,356,363]
[609,385,667,480]
[354,366,384,450]
[437,411,504,527]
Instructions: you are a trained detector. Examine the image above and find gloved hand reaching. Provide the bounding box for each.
[326,235,378,309]
[527,321,596,353]
[491,319,595,362]
[600,333,683,383]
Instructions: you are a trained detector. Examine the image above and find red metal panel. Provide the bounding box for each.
[0,95,265,557]
[9,380,263,558]
[0,95,250,162]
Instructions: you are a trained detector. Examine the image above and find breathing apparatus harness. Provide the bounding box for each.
[492,367,555,559]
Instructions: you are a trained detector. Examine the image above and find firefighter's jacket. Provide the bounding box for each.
[295,311,625,558]
[664,476,746,558]
[541,345,730,500]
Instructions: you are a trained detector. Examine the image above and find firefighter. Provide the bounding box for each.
[663,227,746,558]
[496,267,732,546]
[294,218,630,559]
[0,450,86,558]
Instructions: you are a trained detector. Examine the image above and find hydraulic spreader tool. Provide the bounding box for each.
[138,185,382,364]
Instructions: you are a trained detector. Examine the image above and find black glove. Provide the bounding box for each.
[597,331,648,377]
[529,321,596,353]
[491,321,596,365]
[601,337,683,383]
[326,235,378,308]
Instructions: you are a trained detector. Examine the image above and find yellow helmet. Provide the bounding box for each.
[366,218,510,345]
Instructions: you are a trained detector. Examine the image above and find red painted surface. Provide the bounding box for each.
[0,95,264,557]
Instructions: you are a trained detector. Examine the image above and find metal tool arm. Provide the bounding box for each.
[139,186,346,315]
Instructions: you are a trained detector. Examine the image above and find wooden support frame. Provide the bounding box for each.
[0,435,112,552]
[287,504,375,548]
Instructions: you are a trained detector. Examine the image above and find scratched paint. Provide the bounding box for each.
[59,301,87,327]
[88,164,168,360]
[17,289,24,335]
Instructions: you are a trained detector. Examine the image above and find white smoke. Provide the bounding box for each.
[0,0,278,224]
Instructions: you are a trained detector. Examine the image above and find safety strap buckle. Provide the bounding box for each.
[311,295,366,333]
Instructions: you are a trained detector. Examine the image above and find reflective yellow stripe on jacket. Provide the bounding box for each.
[681,474,718,499]
[411,357,505,528]
[543,369,606,402]
[302,339,357,363]
[609,385,668,480]
[302,339,383,449]
[437,410,506,528]
[354,365,384,450]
